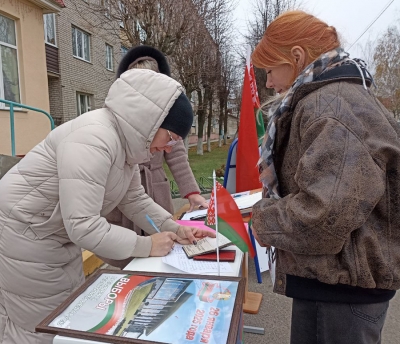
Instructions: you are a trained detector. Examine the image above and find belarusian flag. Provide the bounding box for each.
[205,181,255,258]
[236,46,262,193]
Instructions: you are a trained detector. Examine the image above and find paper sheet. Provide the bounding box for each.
[162,244,233,274]
[180,191,262,220]
[233,192,262,209]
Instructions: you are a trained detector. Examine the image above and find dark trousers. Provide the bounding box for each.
[290,298,389,344]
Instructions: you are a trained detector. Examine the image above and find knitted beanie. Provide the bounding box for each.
[116,45,193,139]
[160,93,193,139]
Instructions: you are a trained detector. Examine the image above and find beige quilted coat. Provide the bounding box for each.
[0,69,183,343]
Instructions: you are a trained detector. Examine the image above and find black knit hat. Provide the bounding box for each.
[160,93,193,139]
[117,45,192,139]
[117,45,171,78]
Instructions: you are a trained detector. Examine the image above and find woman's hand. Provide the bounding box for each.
[149,232,178,256]
[187,194,209,212]
[175,225,216,245]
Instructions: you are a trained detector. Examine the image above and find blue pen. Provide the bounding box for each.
[145,215,161,233]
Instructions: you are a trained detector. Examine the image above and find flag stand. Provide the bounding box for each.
[242,252,263,314]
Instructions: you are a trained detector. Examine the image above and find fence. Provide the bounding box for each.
[169,175,224,198]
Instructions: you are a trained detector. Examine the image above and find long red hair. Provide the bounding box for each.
[252,11,340,81]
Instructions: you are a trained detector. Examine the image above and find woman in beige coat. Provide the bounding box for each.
[0,68,214,343]
[105,46,207,266]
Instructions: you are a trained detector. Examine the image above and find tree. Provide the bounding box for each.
[73,0,198,56]
[172,12,216,155]
[73,0,235,153]
[244,0,297,109]
[204,0,234,152]
[374,25,400,120]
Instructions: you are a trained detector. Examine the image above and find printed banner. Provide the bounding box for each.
[49,273,239,344]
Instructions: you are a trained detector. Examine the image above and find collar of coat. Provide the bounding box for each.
[289,62,374,112]
[104,69,184,165]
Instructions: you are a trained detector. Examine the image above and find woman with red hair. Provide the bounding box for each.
[251,10,400,344]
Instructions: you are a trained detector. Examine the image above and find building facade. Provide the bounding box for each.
[0,0,63,155]
[45,0,123,125]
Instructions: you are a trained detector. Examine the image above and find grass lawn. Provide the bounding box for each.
[163,139,233,184]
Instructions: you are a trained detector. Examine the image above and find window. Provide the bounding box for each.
[72,27,90,62]
[0,14,20,105]
[76,93,92,115]
[118,1,125,28]
[106,44,113,71]
[121,45,128,57]
[43,13,56,46]
[136,21,147,42]
[102,0,111,18]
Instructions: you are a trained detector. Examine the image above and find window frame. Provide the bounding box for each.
[44,13,57,47]
[118,0,125,28]
[102,0,111,19]
[76,92,92,116]
[105,44,113,71]
[120,45,128,57]
[0,13,21,108]
[72,26,91,62]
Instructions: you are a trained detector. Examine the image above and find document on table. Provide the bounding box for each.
[162,243,233,274]
[182,234,232,258]
[233,191,262,209]
[180,191,262,220]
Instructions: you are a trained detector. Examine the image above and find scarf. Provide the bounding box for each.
[258,47,352,199]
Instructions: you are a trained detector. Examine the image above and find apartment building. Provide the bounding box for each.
[45,0,123,125]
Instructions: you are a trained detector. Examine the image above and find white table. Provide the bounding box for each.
[53,247,244,344]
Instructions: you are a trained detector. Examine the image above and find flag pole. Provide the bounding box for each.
[213,170,220,277]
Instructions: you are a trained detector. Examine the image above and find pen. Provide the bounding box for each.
[145,215,161,233]
[190,215,207,220]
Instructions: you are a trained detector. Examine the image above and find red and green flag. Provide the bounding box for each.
[236,47,262,193]
[205,181,255,258]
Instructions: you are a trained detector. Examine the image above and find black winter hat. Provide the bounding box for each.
[116,45,193,139]
[117,45,171,78]
[160,93,193,139]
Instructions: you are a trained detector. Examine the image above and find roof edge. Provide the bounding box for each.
[28,0,65,13]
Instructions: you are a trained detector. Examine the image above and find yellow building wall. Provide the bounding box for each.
[0,0,51,156]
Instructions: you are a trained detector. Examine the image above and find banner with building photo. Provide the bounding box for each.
[37,270,244,344]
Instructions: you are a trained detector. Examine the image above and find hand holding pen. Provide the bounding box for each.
[145,215,176,256]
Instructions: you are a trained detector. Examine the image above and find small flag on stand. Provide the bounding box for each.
[205,180,255,258]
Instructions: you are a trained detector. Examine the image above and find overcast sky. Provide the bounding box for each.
[233,0,400,60]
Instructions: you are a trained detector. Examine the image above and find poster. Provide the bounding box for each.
[37,271,244,344]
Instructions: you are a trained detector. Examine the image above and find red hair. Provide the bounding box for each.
[252,11,340,81]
